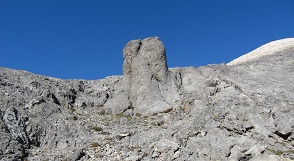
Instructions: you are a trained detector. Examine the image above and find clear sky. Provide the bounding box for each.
[1,1,294,80]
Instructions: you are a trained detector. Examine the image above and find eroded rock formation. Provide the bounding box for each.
[0,37,293,161]
[122,37,180,115]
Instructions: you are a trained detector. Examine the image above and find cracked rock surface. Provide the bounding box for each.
[0,37,293,161]
[122,37,180,115]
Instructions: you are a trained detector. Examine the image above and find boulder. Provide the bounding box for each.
[123,37,180,115]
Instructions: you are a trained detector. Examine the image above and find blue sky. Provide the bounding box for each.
[0,1,293,79]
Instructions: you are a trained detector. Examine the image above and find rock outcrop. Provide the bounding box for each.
[122,37,180,115]
[0,37,293,161]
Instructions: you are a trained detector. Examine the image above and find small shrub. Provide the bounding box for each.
[268,149,294,156]
[128,145,142,151]
[92,127,103,132]
[97,110,105,115]
[91,142,101,147]
[115,113,123,118]
[105,137,113,141]
[153,74,161,82]
[70,107,75,112]
[100,131,110,135]
[135,113,142,117]
[126,115,132,121]
[213,114,222,120]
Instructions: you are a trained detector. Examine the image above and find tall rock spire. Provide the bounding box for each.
[122,37,180,115]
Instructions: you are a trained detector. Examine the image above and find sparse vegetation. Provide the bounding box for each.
[90,142,101,148]
[268,149,294,156]
[1,37,294,161]
[100,131,110,135]
[97,109,106,115]
[115,113,123,118]
[135,113,142,117]
[92,127,103,132]
[213,114,221,120]
[105,137,113,141]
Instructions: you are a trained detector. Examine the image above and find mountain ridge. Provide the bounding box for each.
[228,38,294,66]
[0,37,293,161]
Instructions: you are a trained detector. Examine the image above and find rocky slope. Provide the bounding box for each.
[0,37,293,161]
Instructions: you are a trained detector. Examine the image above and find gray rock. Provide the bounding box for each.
[153,139,179,153]
[249,155,282,161]
[123,37,180,115]
[0,37,294,161]
[3,108,29,146]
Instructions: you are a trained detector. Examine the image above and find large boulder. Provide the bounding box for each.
[123,37,180,115]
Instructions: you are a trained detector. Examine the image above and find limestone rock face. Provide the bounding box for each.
[123,37,180,115]
[0,37,294,161]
